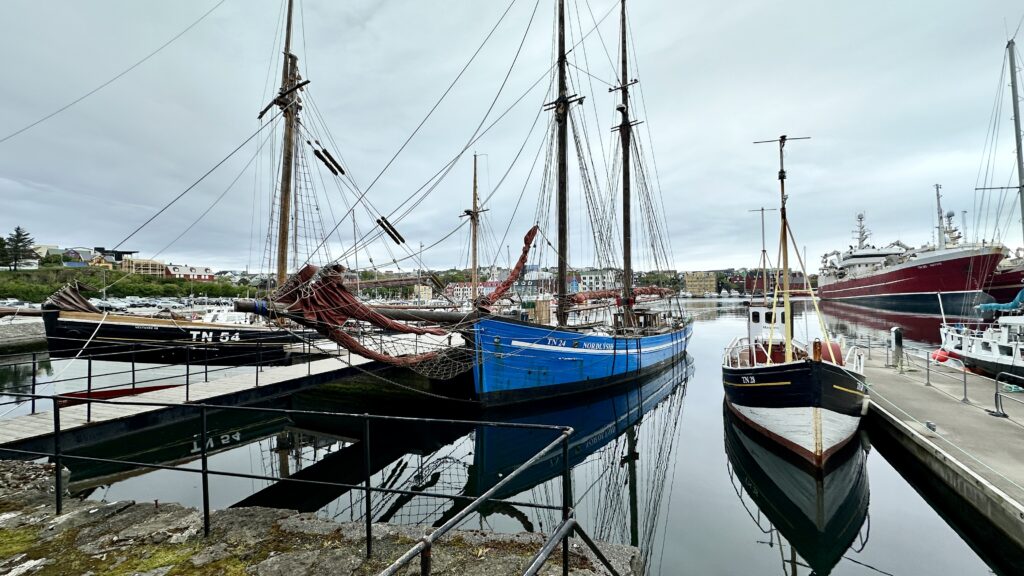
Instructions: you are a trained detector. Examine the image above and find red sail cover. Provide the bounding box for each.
[569,286,675,305]
[481,225,540,306]
[281,264,445,366]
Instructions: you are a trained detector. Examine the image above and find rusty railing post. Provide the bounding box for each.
[364,415,372,558]
[86,357,93,423]
[31,352,37,414]
[52,397,62,514]
[201,405,211,536]
[562,434,572,576]
[186,346,191,403]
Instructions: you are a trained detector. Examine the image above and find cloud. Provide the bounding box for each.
[2,0,1022,275]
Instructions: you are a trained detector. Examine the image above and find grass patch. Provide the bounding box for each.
[0,526,38,557]
[106,544,200,576]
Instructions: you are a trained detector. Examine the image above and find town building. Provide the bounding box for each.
[683,271,717,295]
[444,280,502,301]
[578,268,620,292]
[743,269,811,293]
[120,258,166,276]
[412,284,433,302]
[165,264,215,281]
[512,270,557,297]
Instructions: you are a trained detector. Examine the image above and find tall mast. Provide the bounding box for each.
[934,183,945,248]
[274,0,299,288]
[618,0,635,328]
[555,0,569,326]
[755,134,809,362]
[1009,40,1024,245]
[778,138,792,362]
[471,153,480,301]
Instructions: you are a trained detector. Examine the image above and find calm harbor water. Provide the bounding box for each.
[0,301,1013,574]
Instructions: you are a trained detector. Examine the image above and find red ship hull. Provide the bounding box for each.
[985,268,1024,303]
[818,249,1003,314]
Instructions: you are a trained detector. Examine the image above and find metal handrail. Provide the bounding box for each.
[991,371,1024,418]
[521,518,622,576]
[0,345,324,418]
[0,391,608,576]
[379,429,577,576]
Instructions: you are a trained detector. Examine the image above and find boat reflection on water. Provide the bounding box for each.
[818,299,976,346]
[724,403,871,575]
[308,358,693,574]
[64,359,691,575]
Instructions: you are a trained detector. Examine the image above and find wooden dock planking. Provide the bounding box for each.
[0,333,449,449]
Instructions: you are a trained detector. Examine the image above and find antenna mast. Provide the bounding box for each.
[749,207,777,304]
[934,183,944,249]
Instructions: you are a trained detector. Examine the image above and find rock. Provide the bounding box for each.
[4,557,52,576]
[210,507,293,545]
[43,500,134,538]
[191,542,230,567]
[277,513,340,537]
[307,549,364,575]
[251,550,318,575]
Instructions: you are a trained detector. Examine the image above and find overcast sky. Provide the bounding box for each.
[2,0,1023,275]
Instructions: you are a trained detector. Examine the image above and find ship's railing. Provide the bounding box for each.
[722,338,777,368]
[0,392,622,576]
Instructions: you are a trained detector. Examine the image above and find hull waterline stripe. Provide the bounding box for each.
[507,338,678,355]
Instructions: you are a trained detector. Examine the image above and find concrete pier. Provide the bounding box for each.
[862,349,1024,556]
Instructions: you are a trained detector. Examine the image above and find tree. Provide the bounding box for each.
[39,254,66,268]
[6,227,35,271]
[0,237,7,269]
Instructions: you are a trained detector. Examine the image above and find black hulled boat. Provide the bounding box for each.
[722,136,869,468]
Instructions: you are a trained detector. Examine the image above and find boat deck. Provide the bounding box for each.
[863,350,1024,549]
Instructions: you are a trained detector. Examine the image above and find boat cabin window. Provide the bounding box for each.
[765,312,773,323]
[751,311,760,323]
[981,341,992,352]
[1000,345,1013,356]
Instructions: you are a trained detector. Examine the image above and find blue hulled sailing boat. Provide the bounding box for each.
[468,0,691,406]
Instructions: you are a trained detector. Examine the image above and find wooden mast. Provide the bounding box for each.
[778,137,792,362]
[274,0,300,289]
[471,153,480,301]
[618,0,635,328]
[555,0,569,326]
[755,135,808,362]
[1009,39,1024,245]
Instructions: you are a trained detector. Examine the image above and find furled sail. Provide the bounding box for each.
[478,225,539,307]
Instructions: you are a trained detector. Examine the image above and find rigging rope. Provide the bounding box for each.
[0,0,230,145]
[111,107,287,251]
